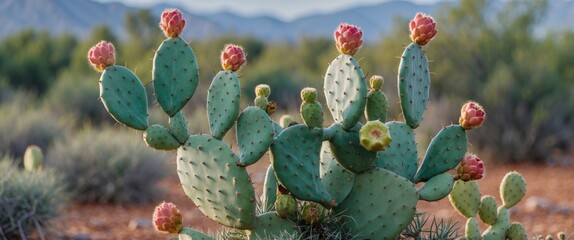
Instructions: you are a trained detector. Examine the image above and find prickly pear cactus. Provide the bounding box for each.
[88,9,497,239]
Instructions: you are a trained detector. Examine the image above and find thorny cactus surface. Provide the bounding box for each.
[86,8,538,239]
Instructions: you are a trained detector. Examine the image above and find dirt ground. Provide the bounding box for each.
[53,162,574,240]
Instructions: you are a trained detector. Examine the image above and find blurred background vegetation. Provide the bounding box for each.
[1,0,573,170]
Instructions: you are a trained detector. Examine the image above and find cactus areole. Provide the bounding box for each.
[88,10,496,239]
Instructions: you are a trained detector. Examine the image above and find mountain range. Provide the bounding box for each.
[1,0,573,42]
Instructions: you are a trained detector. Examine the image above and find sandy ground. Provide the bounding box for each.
[52,161,574,240]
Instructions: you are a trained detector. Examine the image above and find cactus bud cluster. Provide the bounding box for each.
[409,13,437,46]
[334,23,363,55]
[460,101,486,130]
[152,202,183,234]
[159,9,186,38]
[221,44,246,72]
[456,153,485,181]
[87,41,115,71]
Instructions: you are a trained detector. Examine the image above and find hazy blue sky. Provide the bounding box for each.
[95,0,444,20]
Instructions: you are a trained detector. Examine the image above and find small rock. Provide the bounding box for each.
[128,218,152,230]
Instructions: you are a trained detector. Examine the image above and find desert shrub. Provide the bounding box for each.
[0,94,71,158]
[47,127,168,204]
[0,156,67,239]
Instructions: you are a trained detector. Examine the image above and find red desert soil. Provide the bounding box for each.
[56,162,574,240]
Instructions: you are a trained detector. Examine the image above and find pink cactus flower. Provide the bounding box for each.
[152,202,183,234]
[160,9,186,38]
[457,153,485,181]
[459,101,486,130]
[87,41,115,72]
[334,23,363,55]
[409,13,437,46]
[220,44,246,72]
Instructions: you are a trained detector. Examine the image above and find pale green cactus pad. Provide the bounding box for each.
[482,207,511,240]
[324,54,367,130]
[207,70,241,139]
[245,212,299,240]
[465,217,481,239]
[398,42,430,129]
[261,165,278,212]
[236,106,274,167]
[413,125,467,183]
[333,168,418,240]
[479,195,498,225]
[270,124,334,208]
[153,37,199,117]
[99,65,149,130]
[449,180,481,218]
[143,124,181,150]
[169,111,190,144]
[507,222,528,240]
[177,134,256,229]
[178,227,213,240]
[376,121,418,181]
[365,89,388,122]
[500,171,526,208]
[319,142,355,205]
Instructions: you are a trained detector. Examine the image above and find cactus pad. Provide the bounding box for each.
[301,102,324,128]
[319,142,355,205]
[365,89,388,122]
[207,70,241,139]
[479,195,498,225]
[169,111,190,144]
[413,125,467,183]
[417,173,454,202]
[507,223,528,240]
[143,124,181,150]
[500,171,526,208]
[324,54,367,130]
[270,124,334,208]
[465,217,481,239]
[99,65,149,130]
[236,106,274,167]
[245,212,299,239]
[449,180,481,218]
[179,227,213,240]
[398,42,430,128]
[261,165,278,212]
[177,135,256,229]
[482,206,511,240]
[328,123,377,173]
[376,121,418,181]
[333,168,418,240]
[153,37,199,116]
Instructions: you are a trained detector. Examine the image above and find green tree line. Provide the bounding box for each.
[1,0,572,163]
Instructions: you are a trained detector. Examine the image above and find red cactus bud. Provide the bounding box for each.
[456,153,485,181]
[160,9,186,38]
[87,41,115,72]
[459,101,485,130]
[409,13,437,46]
[220,44,246,72]
[334,23,363,55]
[152,202,183,234]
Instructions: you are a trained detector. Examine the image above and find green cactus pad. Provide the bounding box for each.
[270,124,334,208]
[479,195,498,225]
[99,65,149,130]
[507,223,528,240]
[500,171,526,208]
[365,90,388,122]
[236,106,274,167]
[324,54,367,130]
[274,194,297,218]
[207,70,241,139]
[319,142,355,205]
[153,37,199,117]
[449,180,481,218]
[177,134,256,229]
[417,173,454,202]
[301,102,324,128]
[465,217,481,239]
[413,125,467,183]
[376,121,418,181]
[143,124,181,150]
[178,227,213,240]
[245,212,299,240]
[482,206,511,240]
[333,168,418,240]
[261,165,278,212]
[398,42,430,129]
[169,111,190,144]
[327,123,377,173]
